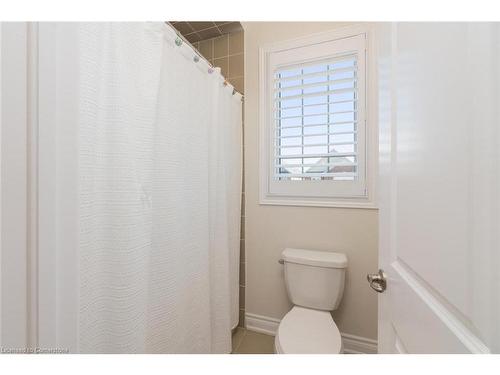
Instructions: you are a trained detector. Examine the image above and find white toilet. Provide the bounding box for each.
[275,248,348,354]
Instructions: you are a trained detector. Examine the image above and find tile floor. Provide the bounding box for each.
[231,328,275,354]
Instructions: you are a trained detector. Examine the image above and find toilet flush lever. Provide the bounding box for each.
[367,269,387,293]
[278,259,284,265]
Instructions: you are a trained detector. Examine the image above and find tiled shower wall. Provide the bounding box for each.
[192,31,244,93]
[192,31,246,327]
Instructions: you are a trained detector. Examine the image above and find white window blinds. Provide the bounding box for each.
[273,55,358,181]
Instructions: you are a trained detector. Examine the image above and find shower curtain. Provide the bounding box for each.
[38,23,242,353]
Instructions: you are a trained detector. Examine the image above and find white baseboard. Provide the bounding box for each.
[245,312,280,336]
[244,312,377,354]
[340,333,378,354]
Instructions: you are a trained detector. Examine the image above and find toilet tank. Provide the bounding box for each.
[282,248,347,311]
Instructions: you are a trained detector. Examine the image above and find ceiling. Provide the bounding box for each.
[169,21,243,43]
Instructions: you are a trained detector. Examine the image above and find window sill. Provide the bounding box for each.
[259,195,378,209]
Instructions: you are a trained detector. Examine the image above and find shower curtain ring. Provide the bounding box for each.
[193,55,200,63]
[175,36,183,46]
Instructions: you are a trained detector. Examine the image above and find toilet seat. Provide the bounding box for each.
[275,306,343,354]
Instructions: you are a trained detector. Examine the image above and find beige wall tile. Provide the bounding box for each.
[240,239,245,259]
[228,54,244,78]
[241,165,245,192]
[196,27,221,40]
[198,39,213,60]
[213,57,228,77]
[239,285,245,308]
[238,309,245,327]
[240,216,245,239]
[230,77,244,94]
[229,31,244,55]
[213,34,228,58]
[239,262,246,286]
[189,21,216,31]
[218,22,242,34]
[173,22,194,35]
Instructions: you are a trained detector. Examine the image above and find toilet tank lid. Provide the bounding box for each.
[282,248,347,268]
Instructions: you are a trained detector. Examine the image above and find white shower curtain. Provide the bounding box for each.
[38,22,242,353]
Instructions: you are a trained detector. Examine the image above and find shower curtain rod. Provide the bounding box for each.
[164,22,244,100]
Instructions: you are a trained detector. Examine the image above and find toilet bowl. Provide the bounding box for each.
[275,248,347,354]
[274,306,343,354]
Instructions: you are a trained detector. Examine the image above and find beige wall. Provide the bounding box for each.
[242,22,379,340]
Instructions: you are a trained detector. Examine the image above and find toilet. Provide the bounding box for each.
[275,248,348,354]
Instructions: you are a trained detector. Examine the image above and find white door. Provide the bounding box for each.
[375,22,500,354]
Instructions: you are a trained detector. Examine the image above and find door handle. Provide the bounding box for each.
[367,269,387,293]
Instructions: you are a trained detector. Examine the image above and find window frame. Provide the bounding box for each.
[259,25,377,209]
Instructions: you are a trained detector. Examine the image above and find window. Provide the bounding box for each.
[259,28,376,208]
[274,56,358,182]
